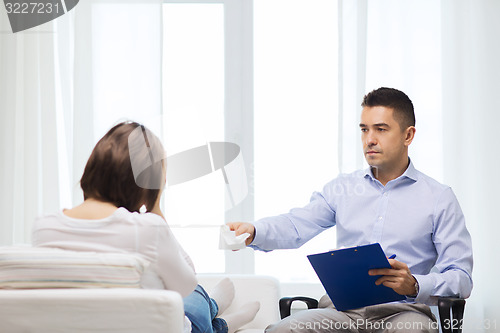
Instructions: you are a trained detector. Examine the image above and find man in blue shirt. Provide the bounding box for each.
[228,87,473,333]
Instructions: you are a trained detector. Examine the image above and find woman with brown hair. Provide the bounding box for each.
[32,121,259,333]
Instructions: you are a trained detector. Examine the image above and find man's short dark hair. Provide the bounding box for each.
[361,87,415,130]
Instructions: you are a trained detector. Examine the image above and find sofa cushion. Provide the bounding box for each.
[0,246,148,289]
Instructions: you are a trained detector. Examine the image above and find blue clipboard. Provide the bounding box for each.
[307,243,405,311]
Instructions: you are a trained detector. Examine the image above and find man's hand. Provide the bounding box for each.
[368,259,417,296]
[226,222,255,246]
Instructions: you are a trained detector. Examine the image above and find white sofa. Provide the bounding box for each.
[0,274,281,333]
[0,246,281,332]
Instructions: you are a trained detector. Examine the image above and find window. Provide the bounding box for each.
[162,0,253,274]
[162,2,226,273]
[162,0,339,283]
[253,0,338,283]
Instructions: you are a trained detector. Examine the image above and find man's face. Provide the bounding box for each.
[359,106,410,171]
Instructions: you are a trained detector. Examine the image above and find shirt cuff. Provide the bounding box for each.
[412,274,435,305]
[248,220,270,252]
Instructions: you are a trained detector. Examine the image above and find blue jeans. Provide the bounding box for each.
[184,285,228,333]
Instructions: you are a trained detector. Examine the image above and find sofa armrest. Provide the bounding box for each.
[0,288,185,333]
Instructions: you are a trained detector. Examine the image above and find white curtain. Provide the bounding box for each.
[0,15,61,244]
[0,0,163,245]
[339,0,500,330]
[338,0,444,179]
[441,0,500,328]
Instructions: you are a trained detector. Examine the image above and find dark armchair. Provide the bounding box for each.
[280,296,465,333]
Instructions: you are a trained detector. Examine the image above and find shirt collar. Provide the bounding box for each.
[363,158,418,182]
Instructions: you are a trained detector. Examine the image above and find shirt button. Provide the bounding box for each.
[378,216,383,220]
[383,193,388,197]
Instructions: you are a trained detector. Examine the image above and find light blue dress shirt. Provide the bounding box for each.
[251,160,473,306]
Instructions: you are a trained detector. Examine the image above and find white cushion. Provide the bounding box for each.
[0,246,148,289]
